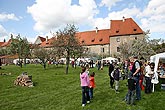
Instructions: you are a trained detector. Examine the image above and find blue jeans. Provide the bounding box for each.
[81,86,90,104]
[89,88,93,99]
[126,90,135,104]
[134,77,141,100]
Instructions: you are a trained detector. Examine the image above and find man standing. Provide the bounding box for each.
[108,61,115,89]
[131,56,141,100]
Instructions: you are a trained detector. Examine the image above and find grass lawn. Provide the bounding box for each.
[0,64,165,110]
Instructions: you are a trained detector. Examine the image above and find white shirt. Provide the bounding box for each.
[145,65,152,77]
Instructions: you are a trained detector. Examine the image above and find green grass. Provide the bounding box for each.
[0,64,165,110]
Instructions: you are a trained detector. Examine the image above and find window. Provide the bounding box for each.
[134,29,137,31]
[101,47,104,53]
[116,37,120,42]
[117,47,120,52]
[102,48,104,53]
[135,37,137,40]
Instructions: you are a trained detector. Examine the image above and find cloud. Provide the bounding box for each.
[92,17,110,30]
[93,7,140,29]
[27,0,98,33]
[107,7,140,20]
[0,24,9,41]
[0,13,19,22]
[138,0,165,33]
[99,0,122,10]
[0,24,8,36]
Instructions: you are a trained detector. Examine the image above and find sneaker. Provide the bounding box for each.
[82,104,85,107]
[87,101,90,104]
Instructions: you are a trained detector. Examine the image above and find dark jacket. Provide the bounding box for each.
[113,69,120,81]
[109,64,114,76]
[131,60,141,77]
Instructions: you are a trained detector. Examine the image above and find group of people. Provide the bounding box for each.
[80,65,96,107]
[79,55,158,107]
[108,56,157,105]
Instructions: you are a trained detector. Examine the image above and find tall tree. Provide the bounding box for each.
[52,24,83,74]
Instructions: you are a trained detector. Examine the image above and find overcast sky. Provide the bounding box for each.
[0,0,165,43]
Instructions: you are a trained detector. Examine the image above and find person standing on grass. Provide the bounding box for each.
[111,65,121,93]
[89,72,96,99]
[126,74,136,105]
[108,61,115,89]
[131,56,141,100]
[80,66,90,107]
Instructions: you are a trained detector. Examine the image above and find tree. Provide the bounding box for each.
[32,45,51,69]
[119,36,156,61]
[118,41,133,61]
[52,24,84,74]
[0,48,9,56]
[9,34,30,67]
[149,39,165,53]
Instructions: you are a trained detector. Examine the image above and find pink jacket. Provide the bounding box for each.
[80,72,90,87]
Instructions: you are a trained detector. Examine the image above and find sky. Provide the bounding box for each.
[0,0,165,43]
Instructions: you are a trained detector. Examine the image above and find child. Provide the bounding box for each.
[126,75,136,105]
[80,66,90,107]
[111,65,121,93]
[89,72,96,99]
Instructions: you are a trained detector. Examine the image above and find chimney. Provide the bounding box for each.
[11,34,13,39]
[122,16,125,22]
[95,27,98,33]
[46,36,48,42]
[4,39,6,42]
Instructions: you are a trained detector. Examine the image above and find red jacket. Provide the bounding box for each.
[89,76,95,88]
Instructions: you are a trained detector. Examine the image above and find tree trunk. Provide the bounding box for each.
[24,58,26,67]
[74,59,76,69]
[65,50,70,74]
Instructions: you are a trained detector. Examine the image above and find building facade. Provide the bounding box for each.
[0,17,145,59]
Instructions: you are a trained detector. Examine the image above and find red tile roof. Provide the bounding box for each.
[38,36,46,42]
[1,39,12,47]
[76,29,110,46]
[110,18,143,36]
[0,42,4,46]
[40,37,56,47]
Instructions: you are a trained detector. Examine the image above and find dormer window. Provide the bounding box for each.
[91,39,95,42]
[134,29,137,31]
[116,30,119,33]
[82,40,85,43]
[99,38,103,42]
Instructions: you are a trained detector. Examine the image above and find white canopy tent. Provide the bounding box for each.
[150,52,165,92]
[101,57,118,63]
